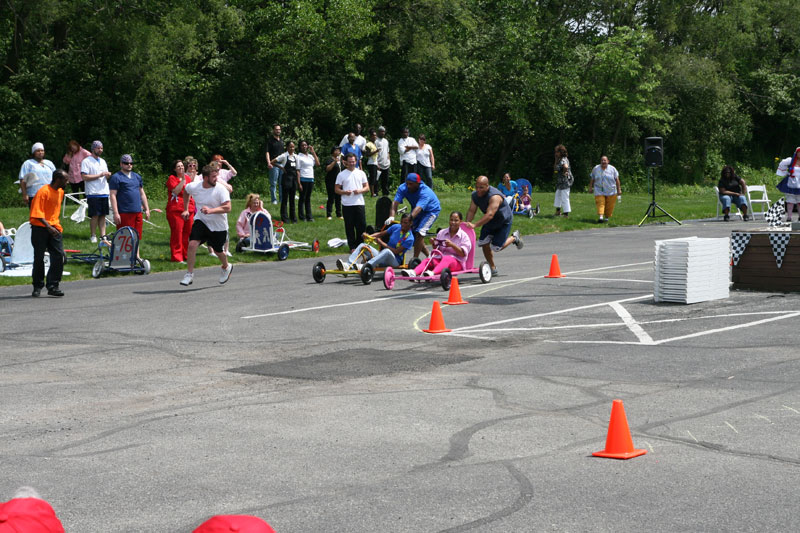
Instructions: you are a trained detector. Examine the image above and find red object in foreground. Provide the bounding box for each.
[545,254,565,278]
[193,514,275,533]
[0,497,65,533]
[423,300,451,333]
[592,399,647,460]
[443,276,468,305]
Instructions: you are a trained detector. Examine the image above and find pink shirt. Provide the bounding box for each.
[236,207,269,237]
[436,227,471,268]
[63,147,91,184]
[218,168,236,183]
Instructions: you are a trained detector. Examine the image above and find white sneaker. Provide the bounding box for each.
[90,235,97,243]
[180,272,193,286]
[336,258,348,271]
[219,263,233,284]
[354,263,363,271]
[225,250,233,257]
[513,230,523,249]
[422,270,434,278]
[272,200,278,205]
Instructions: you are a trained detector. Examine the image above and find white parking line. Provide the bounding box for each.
[610,301,655,345]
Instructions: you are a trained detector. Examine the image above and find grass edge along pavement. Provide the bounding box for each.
[0,185,715,287]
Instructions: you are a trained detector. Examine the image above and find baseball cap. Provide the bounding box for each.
[0,497,65,533]
[406,173,421,183]
[120,154,133,164]
[193,515,275,533]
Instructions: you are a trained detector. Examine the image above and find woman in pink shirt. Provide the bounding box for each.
[235,193,270,249]
[413,211,471,275]
[62,140,91,194]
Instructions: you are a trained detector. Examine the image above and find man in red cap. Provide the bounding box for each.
[193,514,275,532]
[0,486,64,533]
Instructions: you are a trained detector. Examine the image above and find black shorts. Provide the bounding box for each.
[87,196,109,217]
[189,220,228,251]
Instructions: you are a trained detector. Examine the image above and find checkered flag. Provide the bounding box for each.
[769,233,791,268]
[765,197,786,227]
[731,232,751,266]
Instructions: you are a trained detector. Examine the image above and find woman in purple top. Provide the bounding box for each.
[413,211,472,276]
[62,140,90,194]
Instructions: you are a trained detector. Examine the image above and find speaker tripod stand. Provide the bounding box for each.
[638,167,681,226]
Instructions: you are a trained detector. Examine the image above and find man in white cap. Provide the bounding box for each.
[80,140,111,243]
[18,142,56,208]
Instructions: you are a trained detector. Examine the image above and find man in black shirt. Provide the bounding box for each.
[266,123,284,205]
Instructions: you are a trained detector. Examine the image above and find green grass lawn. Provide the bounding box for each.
[0,185,716,287]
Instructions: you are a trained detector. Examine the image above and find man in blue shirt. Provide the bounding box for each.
[338,213,414,270]
[387,173,440,259]
[340,132,363,170]
[109,154,151,257]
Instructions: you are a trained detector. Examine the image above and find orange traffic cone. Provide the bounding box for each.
[592,399,647,460]
[423,301,452,333]
[544,254,565,278]
[443,277,468,305]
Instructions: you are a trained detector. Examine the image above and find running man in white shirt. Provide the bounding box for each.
[180,165,233,286]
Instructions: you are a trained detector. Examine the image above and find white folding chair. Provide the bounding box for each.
[746,185,770,219]
[715,186,744,220]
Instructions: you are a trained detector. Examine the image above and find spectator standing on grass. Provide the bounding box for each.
[376,125,391,196]
[364,129,379,196]
[776,147,800,223]
[718,165,750,222]
[589,155,622,223]
[166,159,195,262]
[212,154,238,185]
[109,154,150,258]
[271,141,300,223]
[466,175,523,276]
[297,140,320,222]
[266,123,284,205]
[335,153,369,251]
[553,144,573,217]
[397,127,418,184]
[185,156,200,181]
[180,164,233,286]
[62,140,90,194]
[415,134,435,189]
[80,140,111,243]
[339,123,366,152]
[18,142,56,208]
[325,146,344,220]
[341,132,363,170]
[30,170,67,298]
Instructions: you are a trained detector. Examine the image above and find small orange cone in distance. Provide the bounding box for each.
[423,301,452,333]
[545,254,565,278]
[592,399,647,460]
[443,277,468,305]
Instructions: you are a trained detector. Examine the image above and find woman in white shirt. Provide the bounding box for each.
[588,155,621,223]
[416,134,435,189]
[296,140,320,222]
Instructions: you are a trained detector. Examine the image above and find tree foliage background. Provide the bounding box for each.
[2,0,800,203]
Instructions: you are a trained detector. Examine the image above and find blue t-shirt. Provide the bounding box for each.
[385,223,415,264]
[341,143,362,163]
[498,180,518,197]
[109,171,143,213]
[394,182,441,216]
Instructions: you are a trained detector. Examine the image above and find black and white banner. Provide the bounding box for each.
[769,233,791,269]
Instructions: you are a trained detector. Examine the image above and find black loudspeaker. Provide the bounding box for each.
[644,137,663,167]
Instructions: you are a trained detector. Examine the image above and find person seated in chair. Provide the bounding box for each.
[235,193,270,250]
[411,211,472,277]
[718,165,749,221]
[337,213,414,271]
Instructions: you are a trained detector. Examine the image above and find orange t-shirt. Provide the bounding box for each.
[30,185,65,232]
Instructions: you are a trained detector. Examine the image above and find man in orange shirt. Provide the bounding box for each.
[30,169,67,297]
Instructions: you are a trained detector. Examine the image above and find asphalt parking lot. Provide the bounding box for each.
[1,218,798,532]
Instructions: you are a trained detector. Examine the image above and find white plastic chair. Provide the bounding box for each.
[715,186,744,220]
[746,185,770,219]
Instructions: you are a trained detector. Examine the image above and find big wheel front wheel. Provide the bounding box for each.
[383,266,395,290]
[479,261,492,283]
[312,262,326,283]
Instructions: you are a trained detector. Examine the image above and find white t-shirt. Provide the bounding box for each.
[376,138,390,169]
[340,134,366,150]
[398,137,419,165]
[590,164,619,196]
[296,152,316,181]
[417,144,433,168]
[185,180,231,231]
[80,156,110,196]
[335,168,368,207]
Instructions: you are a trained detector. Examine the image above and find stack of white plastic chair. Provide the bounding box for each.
[654,237,730,303]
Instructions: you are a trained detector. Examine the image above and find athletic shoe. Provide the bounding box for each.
[513,230,523,249]
[422,270,434,278]
[225,250,233,257]
[723,214,730,222]
[338,216,344,220]
[354,263,363,271]
[598,217,605,223]
[336,258,348,271]
[272,200,278,205]
[209,250,216,256]
[743,214,750,221]
[180,272,193,286]
[47,287,64,297]
[327,216,332,220]
[32,288,41,297]
[491,267,498,276]
[90,235,97,243]
[219,263,233,284]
